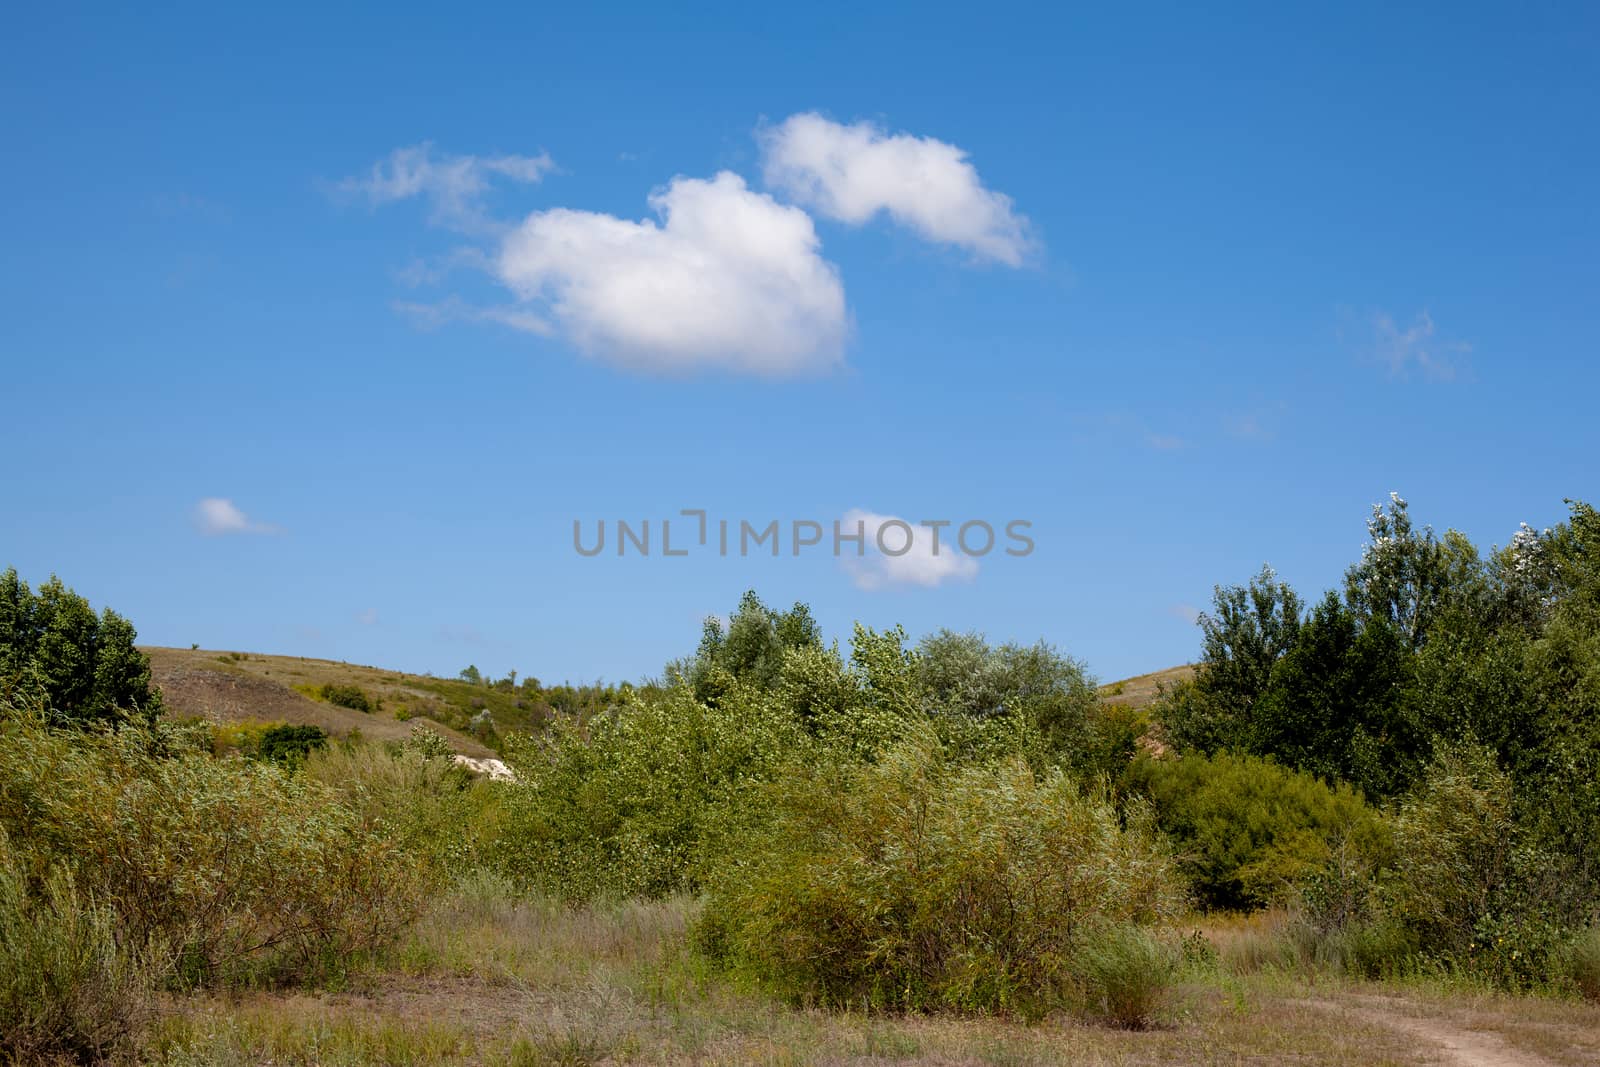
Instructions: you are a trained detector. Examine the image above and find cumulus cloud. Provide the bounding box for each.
[760,113,1033,265]
[840,508,980,591]
[339,143,555,232]
[1373,310,1468,381]
[193,497,277,536]
[495,171,848,375]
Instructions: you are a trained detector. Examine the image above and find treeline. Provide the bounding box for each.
[1144,495,1600,978]
[453,662,634,721]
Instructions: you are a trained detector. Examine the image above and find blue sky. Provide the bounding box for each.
[3,3,1596,685]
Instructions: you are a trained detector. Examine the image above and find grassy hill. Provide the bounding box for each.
[1099,663,1194,711]
[143,646,535,758]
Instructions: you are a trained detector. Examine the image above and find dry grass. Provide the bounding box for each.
[144,646,494,755]
[1098,665,1194,714]
[139,879,1600,1066]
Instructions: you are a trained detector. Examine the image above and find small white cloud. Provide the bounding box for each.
[760,113,1034,265]
[339,143,555,232]
[193,497,277,536]
[357,608,380,626]
[840,508,980,591]
[495,171,848,375]
[1373,310,1468,381]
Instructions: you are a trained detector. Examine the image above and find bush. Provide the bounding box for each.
[1123,751,1389,911]
[494,682,805,900]
[319,683,373,712]
[1072,923,1179,1029]
[0,704,428,987]
[1387,741,1515,960]
[0,848,154,1064]
[698,733,1183,1017]
[257,723,328,764]
[303,737,498,878]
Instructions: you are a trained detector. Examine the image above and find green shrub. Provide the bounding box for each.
[1072,923,1179,1029]
[0,704,428,987]
[698,733,1183,1017]
[1567,927,1600,1001]
[1318,917,1419,980]
[319,683,373,712]
[0,842,155,1063]
[257,723,328,764]
[1123,751,1389,911]
[494,682,805,900]
[304,738,497,878]
[1387,741,1515,960]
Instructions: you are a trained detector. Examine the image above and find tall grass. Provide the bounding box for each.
[1072,923,1180,1029]
[1569,927,1600,1001]
[1,702,430,997]
[0,849,155,1064]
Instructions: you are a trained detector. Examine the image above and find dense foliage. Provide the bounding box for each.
[1122,751,1388,911]
[257,722,329,763]
[0,568,160,726]
[490,595,1137,905]
[1155,496,1600,986]
[698,732,1182,1017]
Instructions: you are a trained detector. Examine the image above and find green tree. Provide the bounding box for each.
[687,591,823,701]
[0,569,160,726]
[1254,593,1416,797]
[916,630,1102,768]
[1159,564,1301,753]
[1344,493,1479,651]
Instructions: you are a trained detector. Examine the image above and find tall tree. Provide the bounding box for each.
[0,568,161,725]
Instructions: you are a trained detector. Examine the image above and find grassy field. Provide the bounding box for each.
[140,884,1600,1067]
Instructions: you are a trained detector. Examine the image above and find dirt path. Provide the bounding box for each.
[1307,994,1556,1067]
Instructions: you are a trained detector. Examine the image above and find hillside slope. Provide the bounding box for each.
[145,647,497,758]
[1099,664,1194,712]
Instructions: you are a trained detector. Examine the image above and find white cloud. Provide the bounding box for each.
[339,143,555,232]
[357,608,380,626]
[840,508,980,591]
[495,171,848,375]
[760,113,1034,265]
[193,497,277,536]
[1373,310,1467,381]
